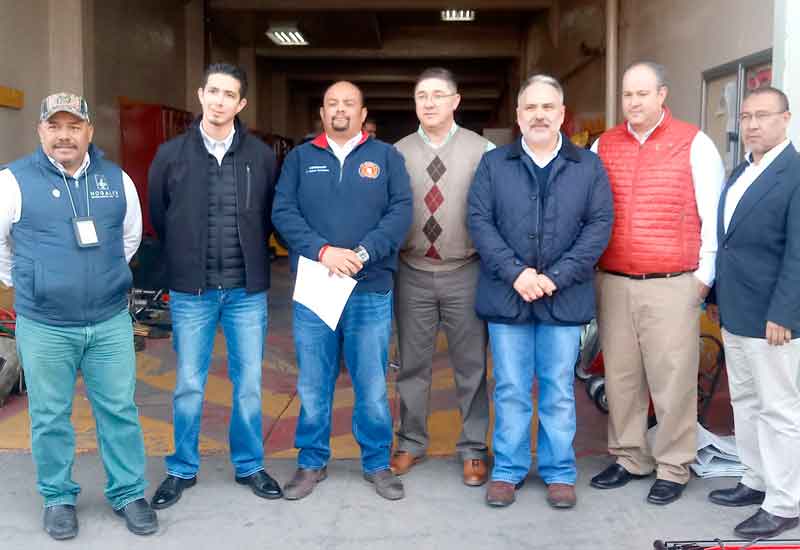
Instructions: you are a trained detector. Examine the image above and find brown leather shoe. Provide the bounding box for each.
[389,450,423,475]
[283,467,327,501]
[546,483,576,509]
[463,458,488,487]
[486,481,518,507]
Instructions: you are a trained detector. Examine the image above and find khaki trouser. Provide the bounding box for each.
[722,328,800,518]
[394,260,489,459]
[595,271,700,484]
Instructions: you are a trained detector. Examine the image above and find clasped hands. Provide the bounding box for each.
[320,246,363,277]
[512,267,557,303]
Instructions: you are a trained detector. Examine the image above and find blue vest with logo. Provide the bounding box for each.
[9,145,132,326]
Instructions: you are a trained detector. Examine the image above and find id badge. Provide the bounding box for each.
[72,217,100,248]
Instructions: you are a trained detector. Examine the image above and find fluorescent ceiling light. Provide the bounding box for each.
[441,9,475,22]
[266,25,309,46]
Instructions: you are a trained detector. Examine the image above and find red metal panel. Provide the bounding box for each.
[120,103,192,237]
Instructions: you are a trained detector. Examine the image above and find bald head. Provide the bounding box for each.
[323,81,364,108]
[320,81,368,144]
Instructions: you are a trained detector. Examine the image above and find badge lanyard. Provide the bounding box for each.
[59,168,100,248]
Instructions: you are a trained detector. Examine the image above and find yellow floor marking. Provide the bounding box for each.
[0,407,31,450]
[136,354,295,419]
[141,415,226,456]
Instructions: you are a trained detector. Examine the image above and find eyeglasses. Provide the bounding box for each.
[739,110,786,123]
[414,92,457,105]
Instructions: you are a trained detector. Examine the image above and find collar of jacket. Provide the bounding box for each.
[728,139,797,187]
[506,132,581,163]
[189,115,247,155]
[310,131,369,151]
[624,106,675,144]
[35,143,105,177]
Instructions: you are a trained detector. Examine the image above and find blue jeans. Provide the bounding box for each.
[488,321,581,485]
[293,291,393,474]
[16,310,147,510]
[167,288,267,478]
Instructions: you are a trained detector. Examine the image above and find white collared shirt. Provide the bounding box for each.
[591,112,725,286]
[627,110,666,144]
[723,139,791,233]
[327,132,365,168]
[199,121,235,166]
[47,152,91,180]
[521,132,563,168]
[417,122,496,152]
[0,152,142,287]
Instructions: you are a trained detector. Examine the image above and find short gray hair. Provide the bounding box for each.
[517,74,564,104]
[624,61,668,88]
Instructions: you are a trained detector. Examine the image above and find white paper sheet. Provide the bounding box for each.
[292,255,357,331]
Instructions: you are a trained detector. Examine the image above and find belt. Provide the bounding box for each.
[601,269,689,280]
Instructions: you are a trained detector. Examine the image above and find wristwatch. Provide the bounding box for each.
[354,245,370,263]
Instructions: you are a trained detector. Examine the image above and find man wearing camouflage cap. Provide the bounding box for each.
[0,93,157,539]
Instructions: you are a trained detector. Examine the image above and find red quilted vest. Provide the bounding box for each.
[597,108,701,274]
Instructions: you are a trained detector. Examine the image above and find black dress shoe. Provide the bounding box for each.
[43,504,78,540]
[114,498,158,536]
[590,463,650,489]
[151,474,197,510]
[235,470,283,499]
[647,479,685,505]
[709,483,765,507]
[735,508,799,539]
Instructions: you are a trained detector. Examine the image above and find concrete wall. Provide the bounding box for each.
[519,0,606,136]
[89,0,187,162]
[620,0,774,125]
[557,1,606,119]
[0,1,51,164]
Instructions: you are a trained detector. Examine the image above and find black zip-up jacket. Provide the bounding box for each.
[148,117,277,294]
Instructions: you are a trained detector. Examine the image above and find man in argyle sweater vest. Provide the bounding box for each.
[392,68,494,486]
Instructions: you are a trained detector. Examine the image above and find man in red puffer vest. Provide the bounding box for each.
[589,62,725,505]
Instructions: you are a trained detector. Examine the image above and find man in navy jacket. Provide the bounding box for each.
[706,86,800,539]
[468,75,613,509]
[272,81,412,501]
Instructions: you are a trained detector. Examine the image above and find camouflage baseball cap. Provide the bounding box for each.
[40,92,90,122]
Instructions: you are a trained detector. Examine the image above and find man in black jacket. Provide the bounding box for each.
[147,63,282,509]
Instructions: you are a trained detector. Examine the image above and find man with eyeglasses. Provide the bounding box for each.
[391,68,494,486]
[589,61,725,505]
[705,86,800,539]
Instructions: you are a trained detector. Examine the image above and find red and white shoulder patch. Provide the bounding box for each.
[358,161,381,179]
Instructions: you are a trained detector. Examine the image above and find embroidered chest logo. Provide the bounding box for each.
[359,161,381,179]
[90,174,120,199]
[306,165,330,174]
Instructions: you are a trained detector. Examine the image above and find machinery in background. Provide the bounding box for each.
[654,539,800,549]
[0,307,22,406]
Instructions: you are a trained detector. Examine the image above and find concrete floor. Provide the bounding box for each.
[2,453,789,550]
[0,258,763,548]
